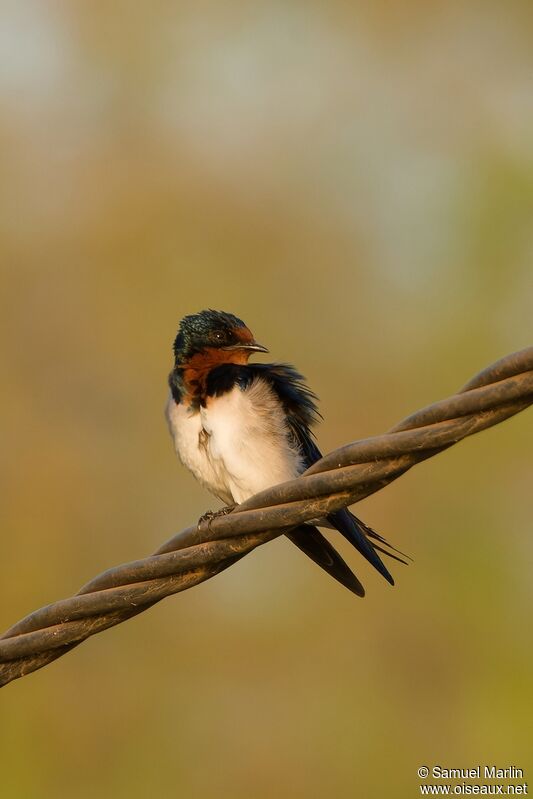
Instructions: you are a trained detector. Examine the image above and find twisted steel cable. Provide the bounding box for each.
[1,346,532,688]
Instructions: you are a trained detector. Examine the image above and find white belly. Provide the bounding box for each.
[165,395,234,503]
[165,379,303,505]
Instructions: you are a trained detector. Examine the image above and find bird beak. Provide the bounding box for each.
[245,341,269,353]
[223,341,269,353]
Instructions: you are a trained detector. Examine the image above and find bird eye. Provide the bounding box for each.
[213,331,224,341]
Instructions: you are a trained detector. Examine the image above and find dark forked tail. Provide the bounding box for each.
[287,525,365,596]
[288,513,409,596]
[327,508,410,587]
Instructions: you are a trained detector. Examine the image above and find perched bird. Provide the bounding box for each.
[166,309,405,596]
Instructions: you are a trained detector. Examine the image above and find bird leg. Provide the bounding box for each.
[198,505,236,532]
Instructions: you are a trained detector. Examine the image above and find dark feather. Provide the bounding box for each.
[287,525,365,596]
[249,363,403,589]
[327,508,394,585]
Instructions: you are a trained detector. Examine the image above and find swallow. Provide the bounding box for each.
[166,309,406,596]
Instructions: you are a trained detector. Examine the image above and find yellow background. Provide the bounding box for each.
[1,3,532,797]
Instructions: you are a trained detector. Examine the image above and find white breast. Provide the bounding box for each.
[165,378,303,505]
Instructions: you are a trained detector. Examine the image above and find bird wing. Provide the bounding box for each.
[205,363,406,594]
[248,364,406,589]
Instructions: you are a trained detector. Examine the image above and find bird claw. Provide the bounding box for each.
[198,505,236,532]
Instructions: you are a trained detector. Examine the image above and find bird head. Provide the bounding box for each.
[173,309,268,365]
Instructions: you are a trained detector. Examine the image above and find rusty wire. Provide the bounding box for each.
[1,346,532,688]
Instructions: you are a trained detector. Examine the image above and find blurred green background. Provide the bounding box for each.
[1,2,532,797]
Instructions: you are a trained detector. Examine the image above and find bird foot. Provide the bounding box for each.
[198,505,236,532]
